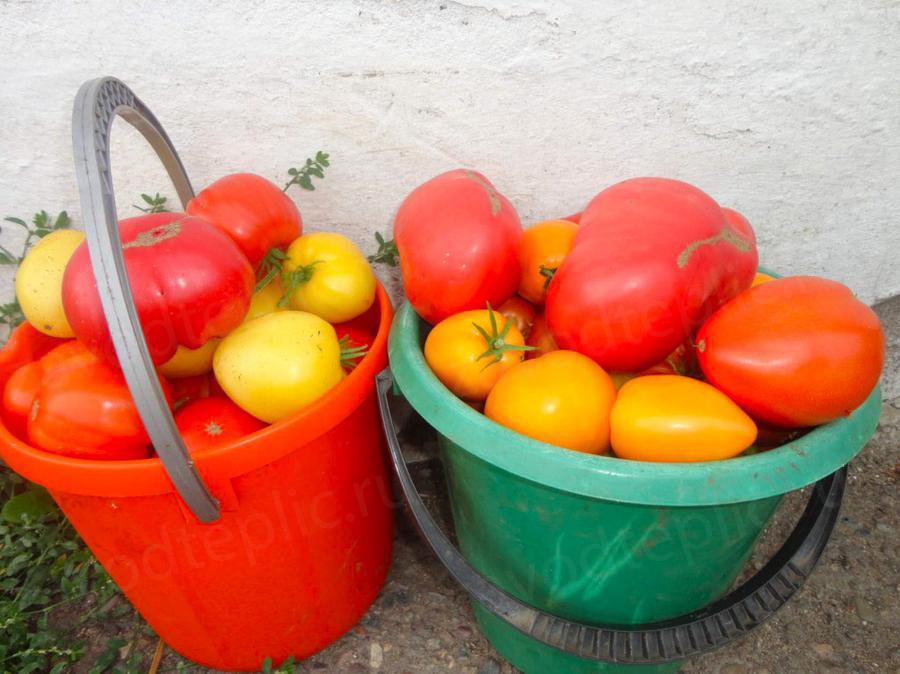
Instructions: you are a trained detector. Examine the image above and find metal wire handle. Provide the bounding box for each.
[72,76,220,522]
[376,368,846,664]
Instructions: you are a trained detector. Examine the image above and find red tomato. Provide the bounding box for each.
[498,296,536,338]
[187,173,302,266]
[0,321,66,385]
[546,178,757,372]
[525,313,558,360]
[393,169,522,324]
[3,341,171,459]
[62,213,255,365]
[174,396,266,452]
[167,372,225,410]
[697,276,884,427]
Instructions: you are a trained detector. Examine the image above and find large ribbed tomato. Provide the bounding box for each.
[62,213,254,365]
[697,276,884,427]
[393,169,522,324]
[546,178,757,372]
[187,173,302,266]
[3,341,171,459]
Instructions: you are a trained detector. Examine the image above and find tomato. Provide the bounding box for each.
[3,341,171,459]
[15,229,85,338]
[546,179,757,372]
[63,213,254,365]
[498,296,536,338]
[158,339,220,378]
[213,311,345,423]
[424,308,529,401]
[281,232,376,323]
[696,276,884,427]
[0,322,66,386]
[525,313,558,360]
[751,272,775,287]
[517,219,578,304]
[610,375,757,462]
[244,277,287,322]
[167,372,225,410]
[174,396,266,452]
[187,173,302,266]
[485,350,617,454]
[394,169,522,324]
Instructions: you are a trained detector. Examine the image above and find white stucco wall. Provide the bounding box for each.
[1,0,899,306]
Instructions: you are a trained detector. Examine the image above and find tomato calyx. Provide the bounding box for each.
[255,246,288,293]
[474,305,535,370]
[539,265,557,290]
[338,334,369,370]
[278,260,325,307]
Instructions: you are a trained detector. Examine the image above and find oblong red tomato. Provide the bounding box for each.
[187,173,302,266]
[62,213,255,365]
[696,276,884,427]
[393,169,522,324]
[546,178,757,372]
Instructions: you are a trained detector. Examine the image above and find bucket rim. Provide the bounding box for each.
[387,299,881,507]
[0,281,393,499]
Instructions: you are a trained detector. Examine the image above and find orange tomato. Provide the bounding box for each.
[610,375,757,462]
[485,350,617,454]
[517,219,578,304]
[525,313,558,360]
[424,308,529,400]
[498,296,536,338]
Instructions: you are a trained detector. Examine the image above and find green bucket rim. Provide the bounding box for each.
[388,301,881,507]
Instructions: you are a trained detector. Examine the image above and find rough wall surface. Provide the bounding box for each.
[1,0,898,305]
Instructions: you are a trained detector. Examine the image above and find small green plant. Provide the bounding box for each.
[367,231,399,267]
[133,193,169,214]
[283,151,330,192]
[260,655,299,674]
[0,211,72,331]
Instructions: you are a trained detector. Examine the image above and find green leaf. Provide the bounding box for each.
[4,216,28,227]
[260,656,273,673]
[55,211,71,229]
[2,488,57,524]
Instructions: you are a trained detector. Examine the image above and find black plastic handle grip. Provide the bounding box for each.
[376,368,845,664]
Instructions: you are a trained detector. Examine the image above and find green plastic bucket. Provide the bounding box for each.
[379,301,881,674]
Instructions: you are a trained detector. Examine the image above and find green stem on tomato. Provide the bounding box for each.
[473,303,536,371]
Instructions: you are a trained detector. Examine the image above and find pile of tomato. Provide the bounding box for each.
[4,173,378,460]
[393,170,885,462]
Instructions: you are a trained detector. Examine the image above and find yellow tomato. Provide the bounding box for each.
[518,219,578,304]
[213,311,345,423]
[425,308,528,401]
[15,229,85,337]
[158,339,220,378]
[610,375,757,462]
[282,232,375,323]
[485,350,617,454]
[244,277,287,322]
[751,272,775,287]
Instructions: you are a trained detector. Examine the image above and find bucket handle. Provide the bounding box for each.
[376,368,846,665]
[72,77,220,523]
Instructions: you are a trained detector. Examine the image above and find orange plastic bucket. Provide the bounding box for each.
[0,285,395,671]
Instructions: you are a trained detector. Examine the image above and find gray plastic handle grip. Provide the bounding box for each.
[71,76,220,522]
